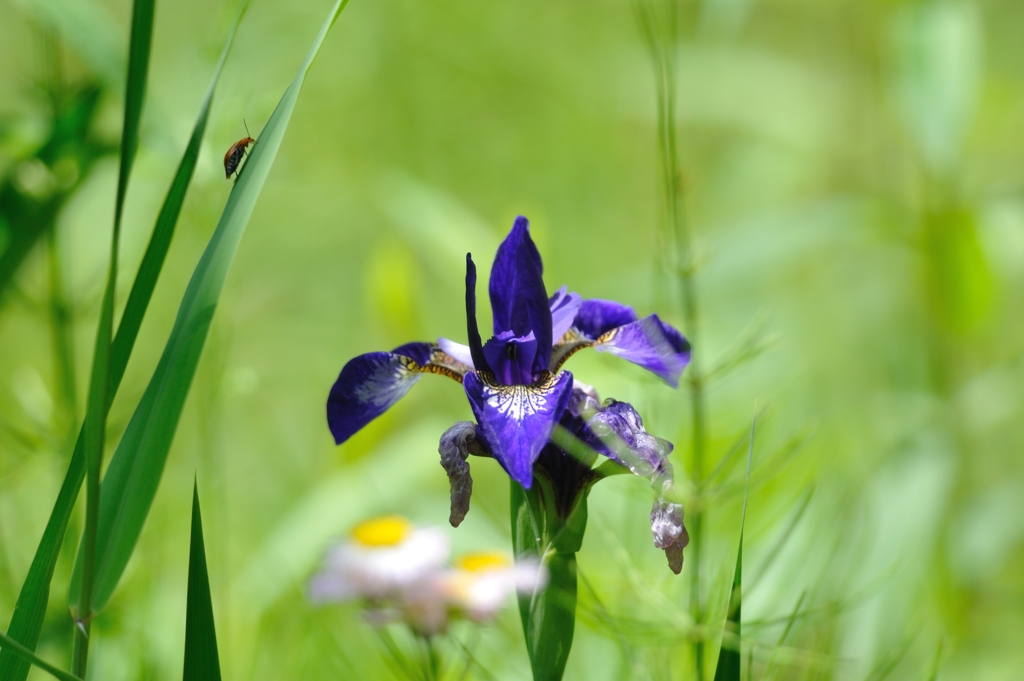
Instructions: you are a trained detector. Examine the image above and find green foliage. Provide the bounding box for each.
[0,85,110,299]
[923,207,993,333]
[67,0,349,615]
[1,3,241,678]
[0,445,81,681]
[182,483,222,681]
[71,9,156,677]
[10,0,124,86]
[713,416,752,681]
[0,631,82,681]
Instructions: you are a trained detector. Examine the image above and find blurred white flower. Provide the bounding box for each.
[441,552,547,622]
[308,515,450,603]
[309,518,545,638]
[379,551,547,636]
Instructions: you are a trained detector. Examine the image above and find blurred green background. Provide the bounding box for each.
[2,0,1023,678]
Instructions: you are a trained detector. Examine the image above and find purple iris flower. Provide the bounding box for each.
[327,216,692,569]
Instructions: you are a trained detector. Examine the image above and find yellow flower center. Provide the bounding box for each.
[350,516,412,547]
[456,551,510,572]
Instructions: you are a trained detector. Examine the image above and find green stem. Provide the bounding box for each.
[70,622,89,677]
[72,254,119,678]
[637,0,708,676]
[71,0,154,671]
[510,479,584,681]
[688,346,706,680]
[426,637,439,681]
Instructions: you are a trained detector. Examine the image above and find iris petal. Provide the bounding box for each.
[463,370,574,488]
[563,300,691,386]
[573,299,692,385]
[488,217,552,374]
[327,342,467,445]
[437,337,475,368]
[465,253,491,373]
[573,299,638,339]
[593,314,692,387]
[549,286,582,342]
[390,342,433,366]
[565,389,687,573]
[651,500,689,575]
[482,331,538,385]
[438,421,487,527]
[571,393,674,478]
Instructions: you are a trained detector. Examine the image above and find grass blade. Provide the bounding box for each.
[0,631,83,681]
[0,7,246,678]
[183,482,222,681]
[69,0,352,614]
[71,0,155,673]
[110,0,250,392]
[713,411,754,681]
[0,442,83,681]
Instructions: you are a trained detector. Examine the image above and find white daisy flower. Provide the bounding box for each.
[309,515,450,603]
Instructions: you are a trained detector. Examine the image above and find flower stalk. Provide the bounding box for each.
[635,0,708,676]
[510,478,587,681]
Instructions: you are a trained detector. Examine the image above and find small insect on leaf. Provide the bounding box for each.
[223,121,255,180]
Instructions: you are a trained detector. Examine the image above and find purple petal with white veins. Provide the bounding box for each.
[594,314,692,387]
[438,338,475,368]
[463,370,574,488]
[549,286,582,342]
[326,343,432,444]
[573,299,638,339]
[488,217,552,374]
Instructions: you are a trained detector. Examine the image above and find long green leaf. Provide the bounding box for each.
[183,482,221,681]
[0,7,246,678]
[0,631,83,681]
[0,439,82,681]
[713,413,754,681]
[72,0,155,673]
[69,0,351,614]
